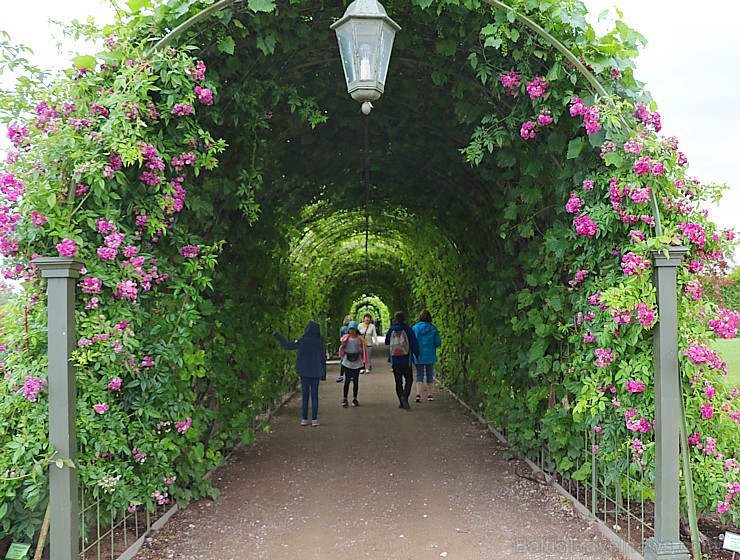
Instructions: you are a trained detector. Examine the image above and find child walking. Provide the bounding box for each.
[274,321,327,426]
[338,321,368,407]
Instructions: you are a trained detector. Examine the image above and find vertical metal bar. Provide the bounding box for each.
[645,247,691,560]
[34,257,84,560]
[591,429,597,517]
[80,491,85,560]
[96,499,101,560]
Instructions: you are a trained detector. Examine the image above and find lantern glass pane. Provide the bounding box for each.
[335,24,356,86]
[353,20,381,82]
[377,23,396,87]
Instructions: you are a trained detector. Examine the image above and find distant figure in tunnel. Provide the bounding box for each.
[359,313,377,372]
[273,322,327,427]
[336,314,353,383]
[385,311,419,410]
[339,321,368,407]
[412,309,442,403]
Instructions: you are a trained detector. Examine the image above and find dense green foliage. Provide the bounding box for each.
[1,0,739,545]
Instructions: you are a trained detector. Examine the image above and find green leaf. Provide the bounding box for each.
[603,151,623,167]
[126,0,151,14]
[47,193,57,208]
[248,0,276,12]
[566,137,585,159]
[55,458,64,468]
[218,36,236,55]
[72,55,97,70]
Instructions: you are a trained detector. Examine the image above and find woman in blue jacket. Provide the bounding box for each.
[274,321,327,426]
[412,310,442,402]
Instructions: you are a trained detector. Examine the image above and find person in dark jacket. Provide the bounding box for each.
[274,321,327,427]
[412,309,442,402]
[385,311,420,410]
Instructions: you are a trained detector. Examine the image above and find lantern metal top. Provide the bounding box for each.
[330,0,401,33]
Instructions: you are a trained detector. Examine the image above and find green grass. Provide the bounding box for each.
[712,338,740,386]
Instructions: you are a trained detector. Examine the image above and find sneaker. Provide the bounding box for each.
[427,394,434,401]
[311,420,319,427]
[352,399,359,407]
[342,399,349,408]
[300,419,308,426]
[415,395,421,403]
[336,376,344,383]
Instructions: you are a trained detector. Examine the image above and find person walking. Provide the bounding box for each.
[274,321,327,427]
[385,311,419,410]
[412,309,442,402]
[358,313,377,373]
[336,314,353,383]
[339,321,368,407]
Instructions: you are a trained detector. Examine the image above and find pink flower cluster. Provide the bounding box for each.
[171,151,197,171]
[108,377,122,391]
[684,279,702,301]
[626,380,646,393]
[625,409,652,433]
[525,77,548,99]
[568,269,588,288]
[80,277,102,294]
[171,104,192,117]
[565,193,584,214]
[56,238,77,257]
[594,347,614,368]
[677,222,706,248]
[7,123,29,148]
[115,279,138,301]
[152,490,170,506]
[620,252,650,276]
[634,102,662,132]
[195,86,213,105]
[537,109,553,126]
[570,98,601,134]
[93,403,109,414]
[520,121,537,140]
[22,376,47,402]
[177,417,192,434]
[573,215,598,237]
[701,402,714,419]
[630,438,647,462]
[708,308,740,339]
[582,180,594,191]
[634,303,656,327]
[683,342,727,373]
[189,60,207,82]
[179,245,201,258]
[1,172,24,202]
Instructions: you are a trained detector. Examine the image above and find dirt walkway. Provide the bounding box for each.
[136,359,627,560]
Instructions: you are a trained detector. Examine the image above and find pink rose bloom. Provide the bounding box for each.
[93,403,109,414]
[56,238,77,257]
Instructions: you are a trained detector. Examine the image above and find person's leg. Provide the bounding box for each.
[310,377,320,423]
[367,345,373,372]
[401,364,413,408]
[426,364,435,400]
[414,364,424,402]
[351,368,360,400]
[343,372,350,403]
[336,363,344,382]
[392,364,404,407]
[301,376,310,423]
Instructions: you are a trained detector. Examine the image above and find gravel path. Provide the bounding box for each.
[135,359,627,560]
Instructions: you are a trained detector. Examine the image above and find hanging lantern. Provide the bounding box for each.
[330,0,401,114]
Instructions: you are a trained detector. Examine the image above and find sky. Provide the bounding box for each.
[1,0,739,262]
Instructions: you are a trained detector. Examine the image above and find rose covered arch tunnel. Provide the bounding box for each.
[25,0,732,558]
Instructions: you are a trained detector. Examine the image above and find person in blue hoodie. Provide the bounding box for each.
[385,311,420,410]
[412,309,442,402]
[274,321,327,427]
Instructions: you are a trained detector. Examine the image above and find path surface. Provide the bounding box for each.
[136,357,625,560]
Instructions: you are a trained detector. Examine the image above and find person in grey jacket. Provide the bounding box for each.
[274,321,327,426]
[412,310,442,402]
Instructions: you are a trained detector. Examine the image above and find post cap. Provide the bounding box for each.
[32,257,85,279]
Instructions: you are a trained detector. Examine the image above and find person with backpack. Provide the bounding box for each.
[412,309,442,402]
[385,311,419,410]
[273,321,327,427]
[336,314,353,383]
[338,321,368,407]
